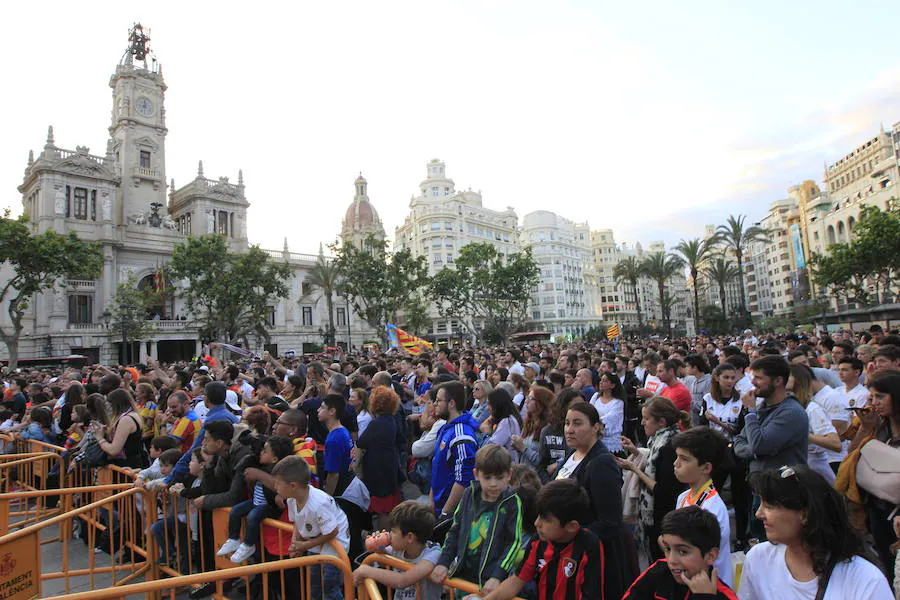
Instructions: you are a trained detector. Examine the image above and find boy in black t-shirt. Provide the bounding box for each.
[466,478,610,600]
[622,506,737,599]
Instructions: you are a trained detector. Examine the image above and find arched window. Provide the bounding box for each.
[138,274,175,320]
[826,225,836,245]
[847,216,856,235]
[837,221,846,242]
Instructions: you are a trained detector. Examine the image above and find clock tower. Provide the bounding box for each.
[108,24,168,223]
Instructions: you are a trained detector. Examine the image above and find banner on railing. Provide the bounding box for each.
[0,530,40,600]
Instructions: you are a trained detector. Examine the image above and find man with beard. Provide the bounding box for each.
[165,391,200,454]
[733,356,808,474]
[732,356,808,541]
[430,381,479,518]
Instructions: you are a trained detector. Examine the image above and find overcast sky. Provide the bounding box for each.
[3,1,900,253]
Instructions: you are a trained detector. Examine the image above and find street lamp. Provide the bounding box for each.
[100,309,112,364]
[119,302,128,366]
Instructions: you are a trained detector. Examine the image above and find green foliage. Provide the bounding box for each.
[333,235,429,344]
[810,205,900,305]
[713,215,768,323]
[584,325,608,340]
[402,293,431,337]
[703,255,740,317]
[429,242,540,344]
[168,234,291,345]
[674,237,714,336]
[0,213,102,368]
[305,254,341,345]
[613,256,644,329]
[641,251,684,335]
[108,273,155,361]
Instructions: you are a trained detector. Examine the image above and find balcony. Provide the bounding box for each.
[131,166,163,190]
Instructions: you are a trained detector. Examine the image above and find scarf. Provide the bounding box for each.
[636,424,679,562]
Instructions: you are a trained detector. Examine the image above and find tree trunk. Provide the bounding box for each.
[691,267,701,335]
[0,334,19,371]
[657,281,669,333]
[718,282,727,317]
[632,280,644,329]
[735,251,749,325]
[325,292,336,346]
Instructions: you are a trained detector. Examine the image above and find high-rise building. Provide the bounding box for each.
[746,198,804,318]
[521,210,595,338]
[393,159,519,340]
[2,25,376,363]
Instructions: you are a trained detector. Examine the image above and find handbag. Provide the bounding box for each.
[856,439,900,504]
[78,430,109,467]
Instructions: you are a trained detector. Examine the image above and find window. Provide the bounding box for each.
[68,294,92,324]
[446,253,453,263]
[90,190,97,221]
[266,306,276,327]
[301,306,313,326]
[431,187,439,197]
[336,307,347,326]
[73,188,88,220]
[140,150,151,169]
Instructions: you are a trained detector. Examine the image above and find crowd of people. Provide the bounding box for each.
[2,325,900,599]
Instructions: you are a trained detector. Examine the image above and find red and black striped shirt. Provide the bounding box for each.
[516,528,607,600]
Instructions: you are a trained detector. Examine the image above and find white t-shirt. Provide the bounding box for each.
[357,410,373,437]
[811,386,849,464]
[840,384,869,409]
[806,402,837,484]
[676,487,733,588]
[735,374,755,396]
[287,486,350,557]
[386,542,443,600]
[701,393,743,439]
[589,395,624,453]
[555,453,583,480]
[738,542,893,600]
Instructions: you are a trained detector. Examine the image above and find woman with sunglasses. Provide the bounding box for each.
[738,465,892,599]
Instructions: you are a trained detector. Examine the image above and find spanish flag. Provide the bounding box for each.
[386,323,432,355]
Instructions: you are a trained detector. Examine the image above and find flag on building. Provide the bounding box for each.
[607,323,621,339]
[386,323,432,355]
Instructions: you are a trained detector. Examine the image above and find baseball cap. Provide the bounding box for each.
[225,389,242,413]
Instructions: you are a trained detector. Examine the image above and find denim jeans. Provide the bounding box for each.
[308,558,343,600]
[227,499,280,547]
[151,516,191,573]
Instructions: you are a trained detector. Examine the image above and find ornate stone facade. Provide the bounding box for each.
[1,27,376,363]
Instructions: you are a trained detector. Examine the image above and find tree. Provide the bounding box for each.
[0,214,102,369]
[169,235,291,347]
[107,273,156,365]
[402,293,431,338]
[333,235,429,347]
[703,255,740,318]
[714,215,768,323]
[674,237,713,336]
[811,205,900,305]
[429,242,540,344]
[304,254,341,346]
[613,256,645,330]
[641,251,684,336]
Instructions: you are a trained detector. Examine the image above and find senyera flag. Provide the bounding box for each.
[386,323,432,355]
[607,324,621,339]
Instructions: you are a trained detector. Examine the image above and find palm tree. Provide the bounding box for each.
[641,251,684,335]
[704,255,740,318]
[674,237,713,336]
[714,215,768,323]
[305,254,340,346]
[613,256,645,330]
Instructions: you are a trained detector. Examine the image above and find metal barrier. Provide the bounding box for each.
[360,552,527,600]
[1,433,362,599]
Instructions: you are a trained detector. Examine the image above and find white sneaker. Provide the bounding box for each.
[229,543,256,564]
[217,538,242,557]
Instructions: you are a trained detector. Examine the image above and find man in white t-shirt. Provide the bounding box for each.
[836,357,869,409]
[809,368,850,469]
[273,456,350,600]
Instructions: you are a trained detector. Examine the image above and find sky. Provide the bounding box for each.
[3,0,900,253]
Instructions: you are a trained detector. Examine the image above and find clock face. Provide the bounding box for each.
[135,97,154,117]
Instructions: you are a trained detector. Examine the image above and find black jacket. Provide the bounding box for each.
[623,560,737,599]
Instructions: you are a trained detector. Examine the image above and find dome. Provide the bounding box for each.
[344,198,379,229]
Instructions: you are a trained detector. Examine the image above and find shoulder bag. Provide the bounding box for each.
[856,438,900,504]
